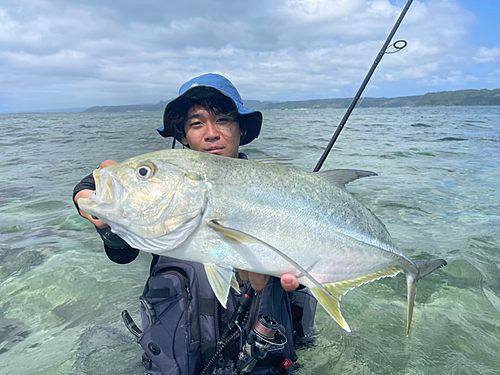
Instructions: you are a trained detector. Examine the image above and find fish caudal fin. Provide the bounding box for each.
[406,273,417,337]
[414,259,447,279]
[312,266,403,332]
[406,258,447,336]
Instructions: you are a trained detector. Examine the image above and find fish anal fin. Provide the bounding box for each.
[310,286,351,332]
[204,263,234,309]
[324,265,403,298]
[314,266,403,332]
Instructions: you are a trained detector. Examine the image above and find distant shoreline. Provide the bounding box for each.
[3,88,499,114]
[82,88,500,113]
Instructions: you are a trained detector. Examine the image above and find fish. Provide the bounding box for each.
[78,149,446,335]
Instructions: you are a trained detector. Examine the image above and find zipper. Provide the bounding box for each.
[153,266,192,300]
[152,266,193,342]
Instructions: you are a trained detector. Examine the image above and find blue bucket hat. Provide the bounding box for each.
[157,73,262,146]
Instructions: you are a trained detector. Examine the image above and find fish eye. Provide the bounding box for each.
[136,163,155,179]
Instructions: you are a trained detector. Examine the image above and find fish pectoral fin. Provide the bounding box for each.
[204,263,235,309]
[295,259,320,279]
[207,220,260,244]
[314,266,403,333]
[207,219,350,327]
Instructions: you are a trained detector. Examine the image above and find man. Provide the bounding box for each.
[73,73,316,374]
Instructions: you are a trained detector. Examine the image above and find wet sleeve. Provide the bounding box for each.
[72,172,140,264]
[97,227,140,264]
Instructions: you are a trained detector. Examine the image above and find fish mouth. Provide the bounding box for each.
[95,168,124,203]
[77,168,123,220]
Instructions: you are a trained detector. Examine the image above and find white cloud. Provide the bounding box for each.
[417,69,479,87]
[0,0,492,112]
[473,47,500,63]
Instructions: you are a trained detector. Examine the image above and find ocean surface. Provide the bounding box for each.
[0,106,499,374]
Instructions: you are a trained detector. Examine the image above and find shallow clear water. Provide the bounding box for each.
[0,107,499,374]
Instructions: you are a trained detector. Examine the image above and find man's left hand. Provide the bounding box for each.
[239,271,299,291]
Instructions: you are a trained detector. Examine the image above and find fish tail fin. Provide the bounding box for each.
[406,258,447,336]
[414,259,447,279]
[310,286,351,332]
[406,272,417,337]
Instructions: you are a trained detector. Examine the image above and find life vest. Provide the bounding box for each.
[125,255,306,374]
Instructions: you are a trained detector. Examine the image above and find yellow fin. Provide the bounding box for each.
[204,263,234,309]
[406,273,417,337]
[310,286,351,332]
[231,273,241,295]
[323,266,403,298]
[207,220,339,303]
[312,266,403,332]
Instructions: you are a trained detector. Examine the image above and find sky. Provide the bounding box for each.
[0,0,499,113]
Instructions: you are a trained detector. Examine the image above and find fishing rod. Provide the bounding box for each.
[313,0,414,173]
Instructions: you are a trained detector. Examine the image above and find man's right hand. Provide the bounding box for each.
[74,160,118,229]
[74,189,109,228]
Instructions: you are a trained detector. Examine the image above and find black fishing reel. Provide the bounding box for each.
[237,315,287,374]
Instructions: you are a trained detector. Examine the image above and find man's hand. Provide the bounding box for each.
[74,160,118,229]
[280,273,300,291]
[239,271,299,292]
[74,189,109,228]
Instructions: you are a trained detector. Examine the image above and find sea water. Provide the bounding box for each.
[0,106,499,374]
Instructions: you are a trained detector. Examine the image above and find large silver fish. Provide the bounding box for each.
[78,149,446,335]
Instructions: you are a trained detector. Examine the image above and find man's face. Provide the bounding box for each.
[182,104,242,158]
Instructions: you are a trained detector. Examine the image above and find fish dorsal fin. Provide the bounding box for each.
[310,265,403,332]
[317,169,377,190]
[252,157,293,167]
[207,220,339,301]
[204,263,235,308]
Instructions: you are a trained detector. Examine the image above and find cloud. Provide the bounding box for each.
[473,47,500,63]
[417,70,479,87]
[0,0,490,112]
